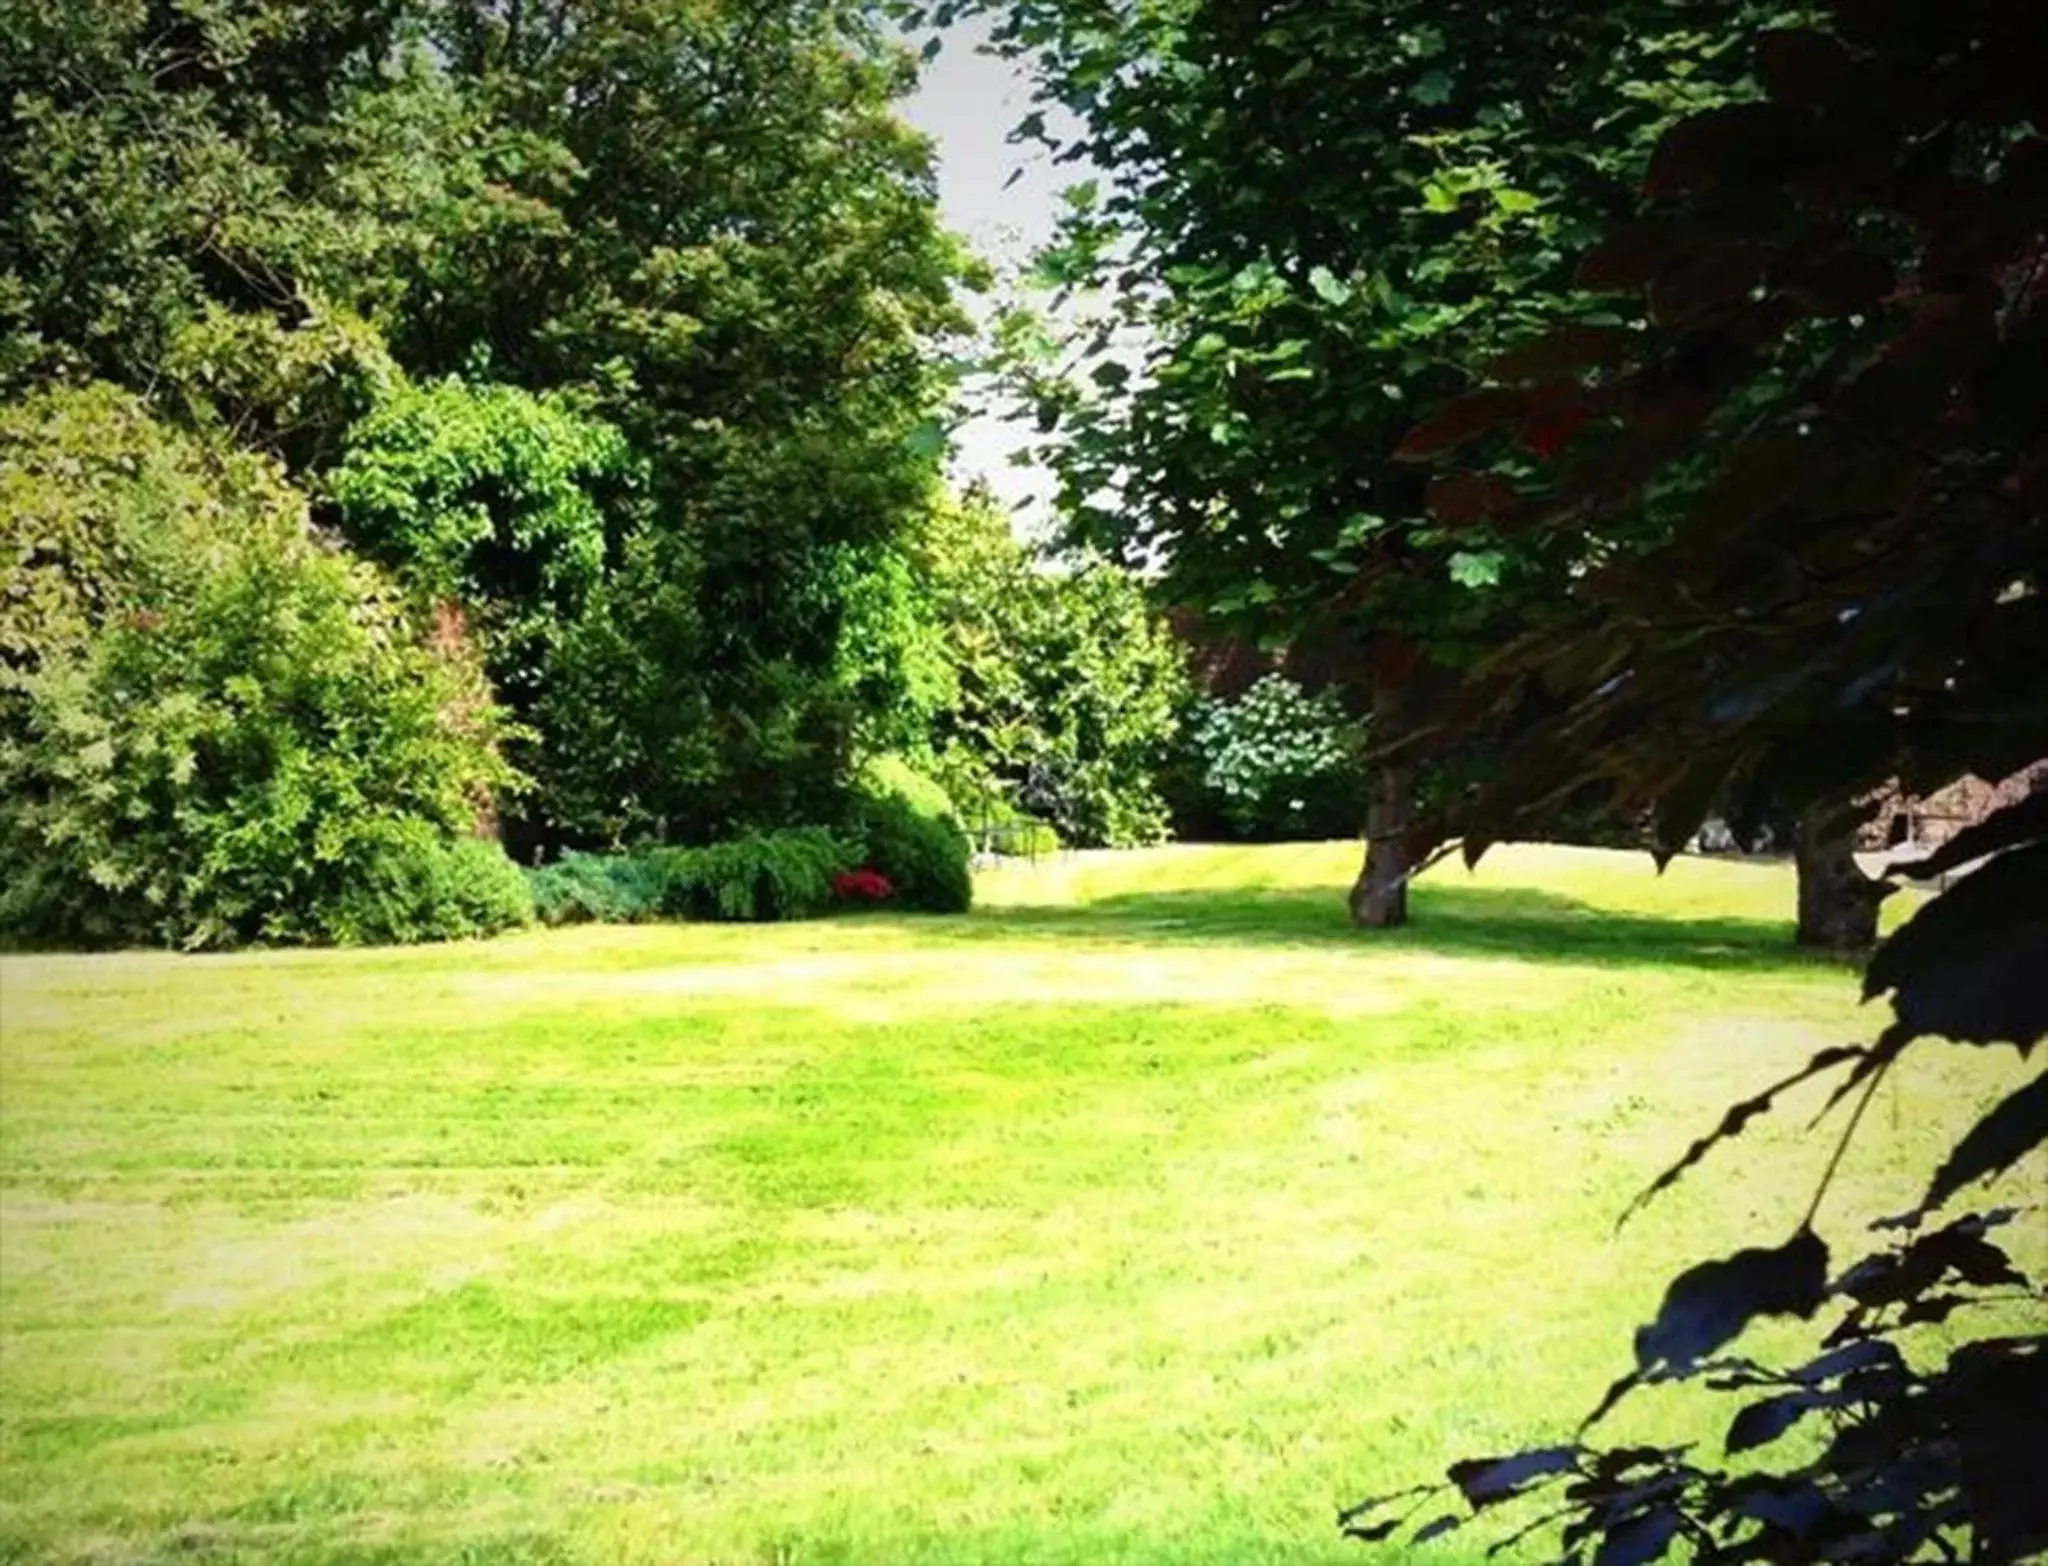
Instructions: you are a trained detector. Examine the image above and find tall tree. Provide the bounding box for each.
[941,0,1792,922]
[1344,0,2047,1555]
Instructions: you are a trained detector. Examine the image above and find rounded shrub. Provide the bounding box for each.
[527,850,667,926]
[320,826,533,946]
[660,828,856,922]
[851,756,972,913]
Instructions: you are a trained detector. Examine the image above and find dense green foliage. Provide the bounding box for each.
[1189,674,1363,841]
[668,827,859,923]
[895,491,1192,849]
[326,373,634,698]
[525,828,859,927]
[0,387,517,950]
[322,825,536,946]
[850,755,974,913]
[526,849,673,927]
[1,0,993,903]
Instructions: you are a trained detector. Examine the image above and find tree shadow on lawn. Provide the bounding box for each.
[968,880,1841,977]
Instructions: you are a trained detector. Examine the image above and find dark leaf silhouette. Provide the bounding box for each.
[1725,1392,1822,1454]
[1862,844,2048,1049]
[1911,1070,2048,1223]
[1449,1447,1582,1509]
[1413,1513,1464,1544]
[1634,1230,1828,1374]
[1591,1506,1682,1566]
[1897,786,2048,881]
[1394,389,1528,460]
[1489,329,1636,382]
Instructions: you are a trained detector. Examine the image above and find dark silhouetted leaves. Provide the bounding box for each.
[1753,28,1861,107]
[1450,1448,1582,1509]
[1592,1506,1681,1566]
[1395,390,1529,461]
[1898,786,2048,881]
[1490,328,1637,382]
[1913,1072,2048,1221]
[1425,472,1519,526]
[1726,1392,1822,1454]
[1862,843,2048,1048]
[1634,1230,1829,1374]
[1413,1513,1464,1543]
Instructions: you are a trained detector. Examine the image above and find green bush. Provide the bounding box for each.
[860,753,960,826]
[527,828,856,926]
[322,826,533,946]
[662,827,855,922]
[0,387,518,951]
[876,492,1192,850]
[526,850,669,926]
[852,757,973,913]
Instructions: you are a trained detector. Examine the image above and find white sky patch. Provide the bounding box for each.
[900,17,1086,531]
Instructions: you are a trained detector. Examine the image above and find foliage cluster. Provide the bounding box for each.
[0,0,1010,936]
[1,0,1219,951]
[850,754,974,913]
[0,386,520,951]
[1189,674,1363,840]
[889,491,1192,850]
[526,827,860,927]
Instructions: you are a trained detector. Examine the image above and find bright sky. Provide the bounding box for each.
[899,17,1073,523]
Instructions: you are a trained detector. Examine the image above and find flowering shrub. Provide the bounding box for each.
[832,868,895,905]
[1190,674,1364,840]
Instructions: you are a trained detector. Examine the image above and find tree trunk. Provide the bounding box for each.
[1794,808,1888,952]
[1350,673,1417,928]
[1350,753,1417,926]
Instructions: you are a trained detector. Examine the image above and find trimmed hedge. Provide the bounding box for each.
[527,827,857,926]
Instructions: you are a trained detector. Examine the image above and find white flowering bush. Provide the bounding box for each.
[1190,674,1365,839]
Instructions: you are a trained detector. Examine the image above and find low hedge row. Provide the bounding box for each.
[527,758,979,926]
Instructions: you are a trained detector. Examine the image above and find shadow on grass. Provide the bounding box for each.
[966,880,1839,976]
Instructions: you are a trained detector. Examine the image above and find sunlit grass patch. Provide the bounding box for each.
[0,843,2031,1566]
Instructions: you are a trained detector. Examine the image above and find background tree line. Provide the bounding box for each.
[0,0,1201,947]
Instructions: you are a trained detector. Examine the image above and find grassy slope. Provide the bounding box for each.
[0,843,2037,1566]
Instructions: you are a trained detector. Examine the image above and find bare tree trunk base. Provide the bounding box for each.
[1794,809,1889,953]
[1350,758,1416,928]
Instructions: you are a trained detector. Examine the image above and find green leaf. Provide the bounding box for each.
[1448,550,1505,588]
[1308,266,1352,306]
[1412,70,1454,105]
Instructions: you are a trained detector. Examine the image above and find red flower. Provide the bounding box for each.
[832,869,894,904]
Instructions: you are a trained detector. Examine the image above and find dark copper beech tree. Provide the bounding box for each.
[1345,0,2048,1560]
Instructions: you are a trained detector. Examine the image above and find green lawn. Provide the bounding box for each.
[1,843,2037,1566]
